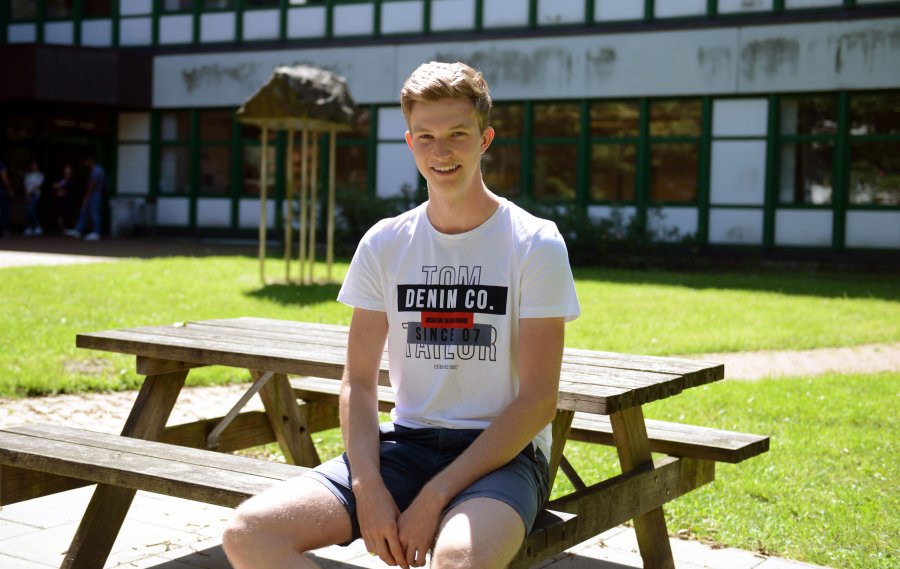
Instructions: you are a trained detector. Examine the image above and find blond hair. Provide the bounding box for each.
[400,61,492,132]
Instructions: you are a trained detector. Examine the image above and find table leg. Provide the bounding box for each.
[61,370,187,569]
[609,405,675,569]
[547,409,575,491]
[255,370,321,467]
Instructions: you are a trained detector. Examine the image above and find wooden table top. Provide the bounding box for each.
[77,317,724,415]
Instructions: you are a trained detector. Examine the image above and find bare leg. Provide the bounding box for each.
[223,476,353,569]
[431,497,525,569]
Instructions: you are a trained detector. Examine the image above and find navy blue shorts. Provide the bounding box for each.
[305,422,550,544]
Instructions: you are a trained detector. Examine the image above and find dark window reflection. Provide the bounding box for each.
[780,96,838,136]
[591,101,640,137]
[534,103,580,137]
[779,142,833,205]
[160,112,192,142]
[84,0,113,17]
[591,144,636,201]
[849,141,900,206]
[200,110,234,141]
[650,143,698,202]
[46,0,75,19]
[10,0,38,20]
[483,144,521,198]
[244,144,276,196]
[533,144,576,200]
[200,146,231,195]
[335,145,368,195]
[162,0,195,13]
[650,100,701,137]
[490,103,524,138]
[850,93,900,135]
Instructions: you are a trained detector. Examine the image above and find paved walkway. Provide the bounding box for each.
[1,236,879,568]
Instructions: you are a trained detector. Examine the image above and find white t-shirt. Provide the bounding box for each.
[337,198,580,457]
[24,172,44,196]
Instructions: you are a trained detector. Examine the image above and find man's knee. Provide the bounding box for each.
[431,498,525,569]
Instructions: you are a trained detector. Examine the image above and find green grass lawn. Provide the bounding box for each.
[1,255,898,396]
[2,254,898,568]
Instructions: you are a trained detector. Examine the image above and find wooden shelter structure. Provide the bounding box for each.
[236,65,358,284]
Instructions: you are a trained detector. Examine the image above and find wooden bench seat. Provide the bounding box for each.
[0,423,579,569]
[290,376,770,464]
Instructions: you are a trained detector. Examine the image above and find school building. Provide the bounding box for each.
[1,0,898,252]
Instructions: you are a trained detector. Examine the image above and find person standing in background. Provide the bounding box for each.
[52,164,75,232]
[23,160,45,236]
[66,155,104,241]
[0,160,13,237]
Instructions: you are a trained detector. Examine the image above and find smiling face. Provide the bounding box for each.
[405,97,495,200]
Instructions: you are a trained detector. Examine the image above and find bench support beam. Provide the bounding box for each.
[61,370,187,569]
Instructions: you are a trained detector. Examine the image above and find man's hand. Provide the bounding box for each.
[397,488,446,567]
[356,480,408,568]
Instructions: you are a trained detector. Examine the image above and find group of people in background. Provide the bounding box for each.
[0,157,105,240]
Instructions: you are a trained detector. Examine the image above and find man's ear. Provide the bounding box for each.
[405,130,413,150]
[481,126,495,155]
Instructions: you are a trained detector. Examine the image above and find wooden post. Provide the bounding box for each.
[259,125,269,284]
[308,131,319,284]
[285,128,294,283]
[299,126,309,284]
[327,127,336,282]
[61,370,189,568]
[610,405,676,569]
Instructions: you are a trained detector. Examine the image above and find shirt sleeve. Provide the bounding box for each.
[337,223,387,312]
[519,223,581,322]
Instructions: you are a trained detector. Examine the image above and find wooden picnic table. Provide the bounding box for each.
[0,317,768,569]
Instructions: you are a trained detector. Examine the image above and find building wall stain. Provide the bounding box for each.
[181,62,259,94]
[586,47,617,80]
[697,46,732,83]
[831,27,900,73]
[434,46,573,88]
[740,38,799,82]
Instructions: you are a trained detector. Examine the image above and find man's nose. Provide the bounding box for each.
[432,140,451,158]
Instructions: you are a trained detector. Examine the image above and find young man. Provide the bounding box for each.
[223,61,580,569]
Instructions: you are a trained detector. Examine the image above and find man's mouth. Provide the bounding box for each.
[432,165,460,174]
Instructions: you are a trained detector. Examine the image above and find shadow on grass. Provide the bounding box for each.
[245,282,342,306]
[574,266,900,302]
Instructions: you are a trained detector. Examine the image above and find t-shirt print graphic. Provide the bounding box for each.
[398,265,507,363]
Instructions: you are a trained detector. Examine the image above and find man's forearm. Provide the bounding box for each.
[340,378,384,489]
[417,388,558,508]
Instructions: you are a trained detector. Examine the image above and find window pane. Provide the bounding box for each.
[490,103,524,138]
[335,145,368,194]
[780,96,837,135]
[200,110,233,141]
[160,112,191,142]
[650,143,698,202]
[46,0,75,19]
[243,145,276,196]
[159,147,191,194]
[246,0,280,5]
[162,0,194,12]
[483,144,521,198]
[204,0,235,8]
[591,144,636,201]
[200,146,231,195]
[650,100,702,137]
[84,0,113,17]
[849,141,900,206]
[591,101,640,137]
[779,142,833,205]
[534,103,580,137]
[10,0,38,20]
[533,144,577,200]
[850,93,900,135]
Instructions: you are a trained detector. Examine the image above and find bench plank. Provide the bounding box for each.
[289,377,769,464]
[0,425,306,508]
[569,413,770,464]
